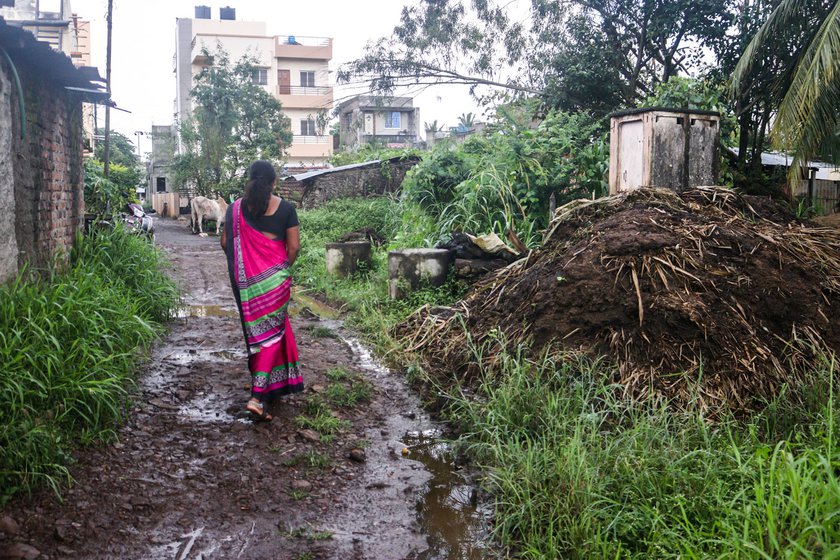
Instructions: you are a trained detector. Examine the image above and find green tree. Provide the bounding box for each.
[424,119,444,134]
[95,129,139,169]
[457,112,476,129]
[172,46,293,197]
[339,0,734,112]
[733,0,840,185]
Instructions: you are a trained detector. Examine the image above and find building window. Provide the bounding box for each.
[384,111,401,129]
[156,177,166,192]
[300,118,316,136]
[252,68,268,85]
[300,71,315,88]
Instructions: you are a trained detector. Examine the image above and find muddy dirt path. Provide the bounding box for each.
[0,219,491,560]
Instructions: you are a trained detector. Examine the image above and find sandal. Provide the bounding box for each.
[246,399,273,422]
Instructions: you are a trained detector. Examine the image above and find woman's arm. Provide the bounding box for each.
[219,222,227,252]
[286,225,300,266]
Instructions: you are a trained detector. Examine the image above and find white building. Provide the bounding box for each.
[174,6,333,169]
[1,0,96,154]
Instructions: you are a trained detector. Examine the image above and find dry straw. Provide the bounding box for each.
[397,187,840,415]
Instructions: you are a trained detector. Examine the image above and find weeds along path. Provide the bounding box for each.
[0,218,486,560]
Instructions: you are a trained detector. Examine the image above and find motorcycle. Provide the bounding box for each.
[118,202,155,241]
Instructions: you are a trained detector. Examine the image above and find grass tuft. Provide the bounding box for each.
[0,226,179,504]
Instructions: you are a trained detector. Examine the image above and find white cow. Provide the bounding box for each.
[191,196,228,235]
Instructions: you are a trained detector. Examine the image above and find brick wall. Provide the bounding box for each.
[284,158,419,210]
[2,55,84,278]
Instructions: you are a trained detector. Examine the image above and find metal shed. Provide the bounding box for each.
[609,107,720,195]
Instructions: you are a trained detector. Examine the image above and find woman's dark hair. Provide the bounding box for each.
[243,160,277,217]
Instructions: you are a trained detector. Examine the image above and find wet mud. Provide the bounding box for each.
[0,218,492,559]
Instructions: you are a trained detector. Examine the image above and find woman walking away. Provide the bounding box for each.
[220,160,303,421]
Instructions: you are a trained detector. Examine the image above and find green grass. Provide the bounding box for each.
[289,490,309,501]
[286,450,332,469]
[0,226,179,504]
[325,366,351,382]
[442,338,840,559]
[325,376,372,409]
[285,527,334,541]
[309,326,338,339]
[295,396,350,441]
[293,197,840,557]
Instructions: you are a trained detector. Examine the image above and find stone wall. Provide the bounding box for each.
[0,51,84,282]
[0,55,18,282]
[283,157,419,209]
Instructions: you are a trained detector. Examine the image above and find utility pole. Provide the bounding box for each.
[134,130,144,161]
[103,0,113,178]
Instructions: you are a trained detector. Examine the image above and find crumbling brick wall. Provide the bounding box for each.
[284,158,419,210]
[0,55,84,279]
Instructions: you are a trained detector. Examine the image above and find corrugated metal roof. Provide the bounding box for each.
[284,155,420,183]
[728,148,837,170]
[0,16,111,104]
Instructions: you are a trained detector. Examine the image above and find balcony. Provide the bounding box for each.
[276,85,333,109]
[363,133,418,146]
[191,38,212,65]
[288,135,332,159]
[275,35,332,60]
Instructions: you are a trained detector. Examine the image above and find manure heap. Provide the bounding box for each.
[399,187,840,413]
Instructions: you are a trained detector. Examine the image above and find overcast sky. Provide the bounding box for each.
[68,0,484,155]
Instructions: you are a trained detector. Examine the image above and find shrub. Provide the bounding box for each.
[0,227,179,503]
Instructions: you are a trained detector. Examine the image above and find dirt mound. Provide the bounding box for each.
[398,187,840,413]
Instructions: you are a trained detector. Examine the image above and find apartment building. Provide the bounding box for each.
[174,6,333,169]
[1,0,96,154]
[337,95,421,150]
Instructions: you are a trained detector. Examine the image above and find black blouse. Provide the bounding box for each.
[225,199,299,240]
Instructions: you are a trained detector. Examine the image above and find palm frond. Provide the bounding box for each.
[731,0,811,95]
[772,1,840,183]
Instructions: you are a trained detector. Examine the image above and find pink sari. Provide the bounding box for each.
[230,199,303,400]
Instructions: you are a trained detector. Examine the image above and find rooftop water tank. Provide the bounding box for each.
[220,6,235,20]
[194,5,210,19]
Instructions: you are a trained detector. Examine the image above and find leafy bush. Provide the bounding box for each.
[84,159,138,216]
[0,227,179,503]
[329,144,423,167]
[402,110,609,247]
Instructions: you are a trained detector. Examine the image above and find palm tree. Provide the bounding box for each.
[457,112,476,131]
[733,1,840,185]
[424,120,444,134]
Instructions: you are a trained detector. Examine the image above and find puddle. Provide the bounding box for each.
[175,305,239,318]
[179,393,234,423]
[401,430,491,559]
[159,348,247,366]
[176,290,336,321]
[209,350,244,361]
[332,331,492,559]
[290,288,340,319]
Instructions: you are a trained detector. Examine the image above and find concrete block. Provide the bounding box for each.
[388,248,453,299]
[325,241,372,277]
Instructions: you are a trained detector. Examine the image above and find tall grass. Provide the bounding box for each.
[0,226,179,503]
[295,197,840,557]
[295,197,463,353]
[443,336,840,559]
